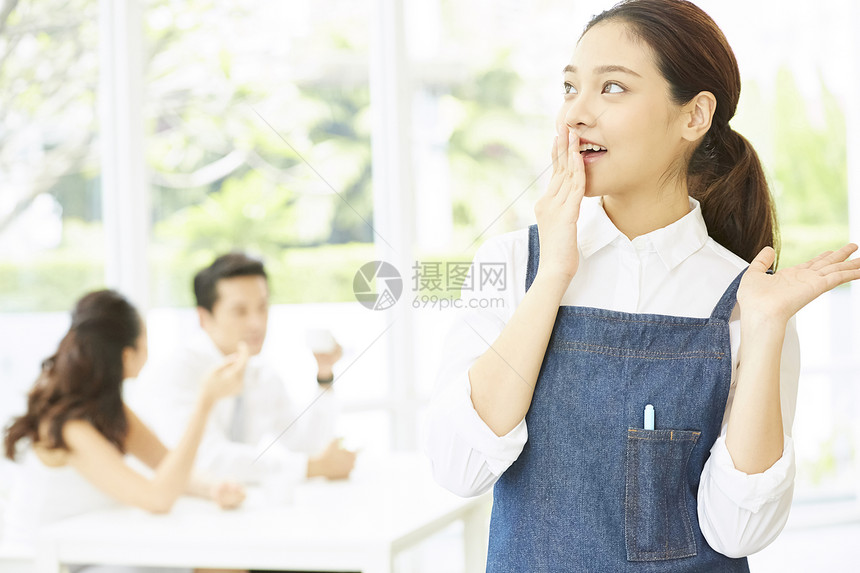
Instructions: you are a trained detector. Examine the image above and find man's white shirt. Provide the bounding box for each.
[133,333,337,485]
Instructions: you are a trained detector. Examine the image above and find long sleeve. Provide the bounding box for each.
[132,341,338,486]
[193,428,310,486]
[697,316,800,557]
[191,368,317,486]
[266,378,338,458]
[423,232,529,497]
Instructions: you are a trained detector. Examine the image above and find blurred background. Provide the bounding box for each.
[1,0,859,570]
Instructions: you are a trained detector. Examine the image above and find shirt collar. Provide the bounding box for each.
[577,196,709,271]
[189,330,224,359]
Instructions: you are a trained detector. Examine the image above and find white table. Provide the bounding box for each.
[34,453,492,573]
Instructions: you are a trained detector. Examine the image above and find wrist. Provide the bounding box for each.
[531,269,572,300]
[739,313,787,358]
[740,309,790,333]
[196,392,217,413]
[317,371,334,385]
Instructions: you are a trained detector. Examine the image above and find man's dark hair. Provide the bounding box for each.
[193,252,268,312]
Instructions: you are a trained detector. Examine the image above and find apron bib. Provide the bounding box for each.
[486,224,750,573]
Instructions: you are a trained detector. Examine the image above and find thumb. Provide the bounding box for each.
[224,342,250,375]
[749,246,775,274]
[235,341,250,364]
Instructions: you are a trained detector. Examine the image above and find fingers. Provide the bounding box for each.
[215,481,245,509]
[566,129,580,175]
[235,341,250,364]
[542,136,565,202]
[827,268,860,289]
[749,246,776,274]
[795,250,832,270]
[563,129,586,210]
[809,243,859,271]
[817,256,860,282]
[557,124,568,172]
[223,341,251,377]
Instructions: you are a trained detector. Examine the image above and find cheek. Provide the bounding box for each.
[606,109,662,161]
[213,317,240,338]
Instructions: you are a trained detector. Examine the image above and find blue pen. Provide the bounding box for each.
[644,404,655,430]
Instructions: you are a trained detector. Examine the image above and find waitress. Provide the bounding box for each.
[424,0,860,571]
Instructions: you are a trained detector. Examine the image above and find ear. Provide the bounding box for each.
[197,306,210,330]
[121,346,135,379]
[680,91,717,143]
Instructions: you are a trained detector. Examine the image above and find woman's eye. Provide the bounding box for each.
[603,82,624,94]
[563,82,577,95]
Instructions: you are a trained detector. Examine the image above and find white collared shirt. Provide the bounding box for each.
[132,332,337,486]
[423,196,799,558]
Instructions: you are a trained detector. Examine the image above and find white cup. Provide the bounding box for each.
[305,328,336,354]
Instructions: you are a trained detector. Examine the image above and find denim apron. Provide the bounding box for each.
[486,224,750,572]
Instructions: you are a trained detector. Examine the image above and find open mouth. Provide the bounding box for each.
[579,142,607,161]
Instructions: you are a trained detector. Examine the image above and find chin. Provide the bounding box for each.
[583,186,603,198]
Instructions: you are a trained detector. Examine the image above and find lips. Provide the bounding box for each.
[574,136,607,165]
[581,150,606,165]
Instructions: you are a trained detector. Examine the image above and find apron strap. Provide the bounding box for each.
[709,268,747,323]
[526,224,540,292]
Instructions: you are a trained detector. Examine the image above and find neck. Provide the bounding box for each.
[601,183,691,240]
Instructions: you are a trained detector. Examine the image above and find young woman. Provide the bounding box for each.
[3,289,249,568]
[425,1,860,571]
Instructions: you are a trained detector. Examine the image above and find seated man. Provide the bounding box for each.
[136,252,356,489]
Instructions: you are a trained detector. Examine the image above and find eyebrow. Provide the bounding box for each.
[563,64,642,78]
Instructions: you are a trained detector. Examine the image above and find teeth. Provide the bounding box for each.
[578,143,607,152]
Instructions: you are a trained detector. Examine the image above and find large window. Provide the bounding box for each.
[143,0,374,308]
[138,0,391,451]
[0,0,103,314]
[1,0,859,514]
[0,0,103,445]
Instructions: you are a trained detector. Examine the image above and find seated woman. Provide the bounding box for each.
[3,289,248,571]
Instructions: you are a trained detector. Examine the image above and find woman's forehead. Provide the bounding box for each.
[569,21,656,78]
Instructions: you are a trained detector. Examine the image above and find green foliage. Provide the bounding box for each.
[772,69,847,226]
[149,242,375,308]
[0,254,104,312]
[734,68,848,269]
[797,423,854,489]
[446,56,547,241]
[156,170,304,256]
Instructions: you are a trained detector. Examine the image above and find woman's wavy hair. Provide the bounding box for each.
[584,0,779,264]
[4,290,141,460]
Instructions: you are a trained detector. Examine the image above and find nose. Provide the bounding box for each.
[562,94,597,133]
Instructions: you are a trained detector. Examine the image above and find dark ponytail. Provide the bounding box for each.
[584,0,779,264]
[4,290,141,460]
[689,122,778,264]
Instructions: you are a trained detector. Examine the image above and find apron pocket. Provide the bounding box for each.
[624,428,700,562]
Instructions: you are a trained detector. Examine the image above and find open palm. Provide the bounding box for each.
[738,244,860,324]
